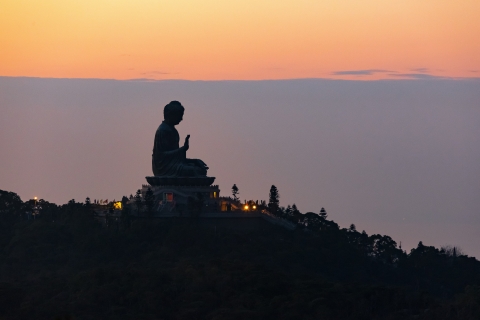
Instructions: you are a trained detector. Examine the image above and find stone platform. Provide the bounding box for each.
[141,179,220,214]
[146,176,215,186]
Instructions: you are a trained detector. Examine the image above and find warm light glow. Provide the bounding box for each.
[253,205,257,210]
[163,192,174,202]
[34,197,37,200]
[0,0,478,80]
[244,205,249,210]
[114,201,122,210]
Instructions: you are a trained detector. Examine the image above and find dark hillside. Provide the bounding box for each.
[0,190,479,319]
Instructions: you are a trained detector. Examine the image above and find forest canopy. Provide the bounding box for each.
[0,189,479,320]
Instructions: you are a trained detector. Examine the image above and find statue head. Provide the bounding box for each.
[164,101,185,125]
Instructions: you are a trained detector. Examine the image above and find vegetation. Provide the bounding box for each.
[319,207,327,219]
[144,187,155,217]
[0,188,479,320]
[134,189,143,215]
[268,185,280,215]
[231,184,239,202]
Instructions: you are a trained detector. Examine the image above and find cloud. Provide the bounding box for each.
[411,68,429,73]
[141,71,171,75]
[388,73,446,80]
[125,78,159,82]
[331,69,394,76]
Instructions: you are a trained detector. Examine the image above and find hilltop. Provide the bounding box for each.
[0,189,479,320]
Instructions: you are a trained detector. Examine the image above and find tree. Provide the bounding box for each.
[84,197,91,213]
[291,204,301,220]
[134,189,143,215]
[441,245,465,257]
[231,184,239,202]
[121,196,129,207]
[121,195,131,228]
[367,234,402,264]
[108,202,114,215]
[284,205,292,218]
[268,185,280,215]
[319,207,327,219]
[144,187,155,217]
[302,211,339,232]
[349,224,356,232]
[0,189,23,222]
[84,197,93,218]
[285,204,301,222]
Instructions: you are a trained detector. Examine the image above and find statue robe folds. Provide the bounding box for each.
[152,122,207,177]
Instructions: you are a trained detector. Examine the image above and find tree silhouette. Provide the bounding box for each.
[291,204,301,221]
[368,234,401,264]
[121,196,129,207]
[441,245,464,257]
[268,185,280,215]
[284,204,301,222]
[319,207,327,219]
[0,187,479,319]
[231,184,239,201]
[121,196,131,228]
[108,202,114,214]
[0,189,23,222]
[134,189,143,215]
[84,197,92,218]
[144,187,155,217]
[285,205,292,218]
[301,211,339,232]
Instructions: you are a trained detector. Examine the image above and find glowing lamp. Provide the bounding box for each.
[253,205,257,209]
[244,205,249,210]
[34,197,38,200]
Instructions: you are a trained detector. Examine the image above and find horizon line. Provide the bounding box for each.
[2,75,480,82]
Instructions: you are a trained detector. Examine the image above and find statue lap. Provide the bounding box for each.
[152,122,207,178]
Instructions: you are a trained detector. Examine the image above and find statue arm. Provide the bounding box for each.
[161,146,187,156]
[154,129,186,158]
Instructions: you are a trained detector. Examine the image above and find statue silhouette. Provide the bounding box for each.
[152,101,209,177]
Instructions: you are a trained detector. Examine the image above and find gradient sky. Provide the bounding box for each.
[1,1,479,257]
[1,0,479,80]
[1,77,479,258]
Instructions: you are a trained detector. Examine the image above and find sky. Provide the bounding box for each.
[1,0,479,80]
[0,1,479,256]
[1,77,479,258]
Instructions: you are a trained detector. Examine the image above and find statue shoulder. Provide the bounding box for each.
[156,122,174,135]
[155,122,179,145]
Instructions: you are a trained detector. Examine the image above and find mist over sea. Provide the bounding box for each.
[1,77,479,257]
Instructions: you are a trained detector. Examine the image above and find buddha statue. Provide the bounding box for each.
[151,101,210,179]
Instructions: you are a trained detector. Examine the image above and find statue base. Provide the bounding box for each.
[146,176,215,186]
[141,181,221,215]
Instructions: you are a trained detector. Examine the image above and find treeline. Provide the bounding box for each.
[241,184,478,293]
[0,189,479,319]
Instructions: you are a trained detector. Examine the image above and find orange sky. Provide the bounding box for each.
[1,0,479,80]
